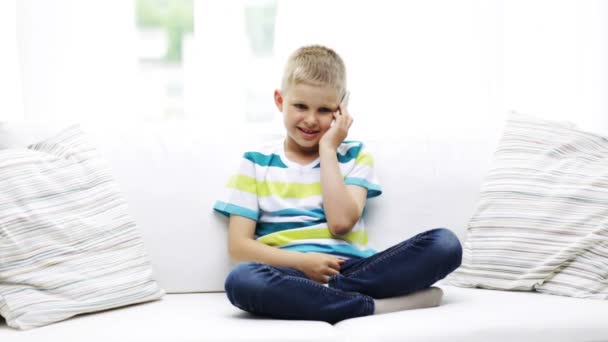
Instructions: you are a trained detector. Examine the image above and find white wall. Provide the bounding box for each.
[0,0,24,121]
[502,0,608,134]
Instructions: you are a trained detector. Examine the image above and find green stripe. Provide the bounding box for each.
[257,219,325,236]
[355,152,374,166]
[257,227,368,246]
[227,175,321,198]
[227,175,257,194]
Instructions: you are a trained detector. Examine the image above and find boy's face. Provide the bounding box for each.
[274,82,340,154]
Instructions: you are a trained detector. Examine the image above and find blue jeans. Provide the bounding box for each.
[224,227,462,324]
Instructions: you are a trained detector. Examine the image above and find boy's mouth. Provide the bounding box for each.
[298,127,319,139]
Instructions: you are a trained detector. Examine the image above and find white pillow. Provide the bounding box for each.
[450,113,608,299]
[0,125,165,329]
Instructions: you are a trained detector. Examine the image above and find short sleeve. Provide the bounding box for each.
[213,153,259,221]
[344,143,382,198]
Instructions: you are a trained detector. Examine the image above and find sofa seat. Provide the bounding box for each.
[0,293,339,342]
[3,285,607,341]
[336,285,608,342]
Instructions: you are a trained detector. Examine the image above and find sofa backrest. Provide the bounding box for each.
[75,120,502,293]
[0,120,501,293]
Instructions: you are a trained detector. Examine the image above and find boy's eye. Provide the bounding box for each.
[319,107,332,113]
[293,104,307,110]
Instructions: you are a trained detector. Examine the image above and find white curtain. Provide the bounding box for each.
[17,0,138,123]
[0,0,24,121]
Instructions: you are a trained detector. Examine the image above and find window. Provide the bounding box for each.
[136,0,194,120]
[135,0,278,124]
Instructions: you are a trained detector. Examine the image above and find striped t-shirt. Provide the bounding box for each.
[213,140,382,259]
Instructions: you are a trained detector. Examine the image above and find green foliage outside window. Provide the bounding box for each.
[136,0,194,63]
[245,2,277,56]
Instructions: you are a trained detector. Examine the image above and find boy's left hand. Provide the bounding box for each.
[319,104,353,151]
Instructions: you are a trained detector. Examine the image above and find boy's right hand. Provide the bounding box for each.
[296,252,345,284]
[319,104,353,152]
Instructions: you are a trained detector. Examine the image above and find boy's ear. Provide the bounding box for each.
[274,89,284,112]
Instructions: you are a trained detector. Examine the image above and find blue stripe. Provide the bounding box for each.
[312,142,363,168]
[268,208,326,219]
[244,152,287,168]
[337,143,363,163]
[344,177,382,198]
[213,201,258,221]
[256,219,325,236]
[281,243,377,258]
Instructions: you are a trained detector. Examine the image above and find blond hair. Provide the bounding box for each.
[281,45,347,97]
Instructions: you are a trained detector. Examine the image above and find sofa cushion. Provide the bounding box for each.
[335,284,608,342]
[450,113,608,299]
[0,293,340,342]
[2,287,607,342]
[0,126,164,329]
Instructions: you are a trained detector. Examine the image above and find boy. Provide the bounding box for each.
[214,45,462,323]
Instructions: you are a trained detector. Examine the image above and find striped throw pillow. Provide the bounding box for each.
[0,125,165,329]
[450,113,608,299]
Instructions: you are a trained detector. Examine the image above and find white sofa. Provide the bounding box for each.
[1,119,607,342]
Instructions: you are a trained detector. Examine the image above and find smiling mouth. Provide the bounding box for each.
[298,127,319,135]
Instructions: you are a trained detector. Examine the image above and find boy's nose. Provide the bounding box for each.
[303,111,317,124]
